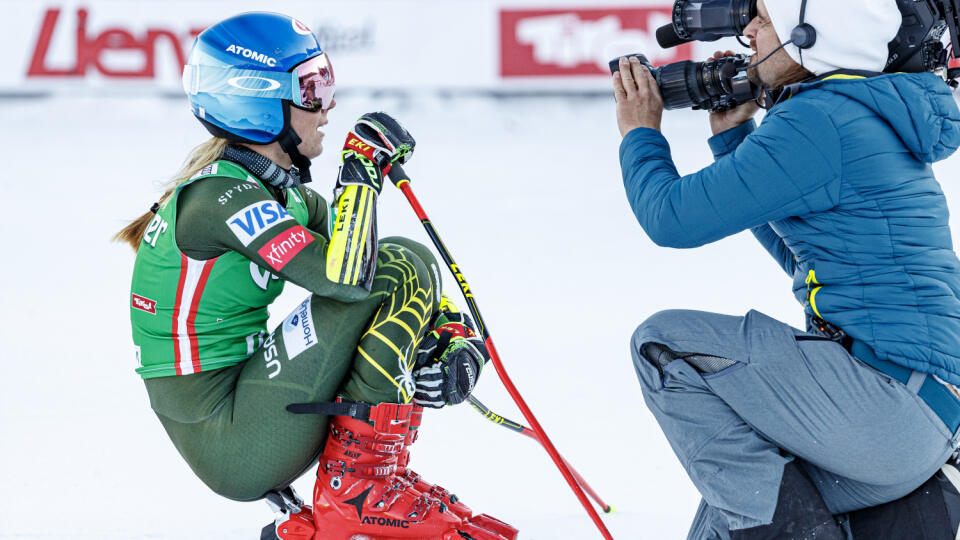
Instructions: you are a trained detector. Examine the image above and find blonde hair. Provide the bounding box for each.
[114,137,229,252]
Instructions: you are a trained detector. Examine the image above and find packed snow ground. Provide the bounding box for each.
[2,91,959,539]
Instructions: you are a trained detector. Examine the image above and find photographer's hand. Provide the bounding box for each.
[613,56,663,137]
[708,50,760,135]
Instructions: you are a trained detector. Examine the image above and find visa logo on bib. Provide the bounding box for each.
[226,201,294,246]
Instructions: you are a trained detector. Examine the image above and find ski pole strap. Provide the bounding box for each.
[286,400,373,420]
[287,400,412,433]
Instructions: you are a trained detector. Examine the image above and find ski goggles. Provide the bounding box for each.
[182,53,336,111]
[292,53,336,111]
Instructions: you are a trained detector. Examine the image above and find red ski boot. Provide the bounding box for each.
[396,405,519,540]
[311,400,482,540]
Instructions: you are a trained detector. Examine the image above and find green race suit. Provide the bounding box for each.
[129,156,441,500]
[134,161,309,377]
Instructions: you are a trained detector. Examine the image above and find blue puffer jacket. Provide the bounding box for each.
[620,72,960,384]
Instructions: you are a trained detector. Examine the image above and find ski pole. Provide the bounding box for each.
[387,163,614,540]
[467,395,613,514]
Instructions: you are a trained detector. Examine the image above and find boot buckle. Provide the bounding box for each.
[330,425,361,448]
[372,479,406,510]
[407,494,437,521]
[321,458,354,478]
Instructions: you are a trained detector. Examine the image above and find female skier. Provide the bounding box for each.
[115,12,515,540]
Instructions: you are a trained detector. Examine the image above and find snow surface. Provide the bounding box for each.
[2,91,959,539]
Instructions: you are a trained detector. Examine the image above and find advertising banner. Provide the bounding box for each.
[5,1,498,94]
[499,7,695,79]
[4,1,945,96]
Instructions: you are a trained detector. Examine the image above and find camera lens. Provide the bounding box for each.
[653,55,759,111]
[656,61,701,110]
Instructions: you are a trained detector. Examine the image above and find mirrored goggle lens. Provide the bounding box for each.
[295,54,336,111]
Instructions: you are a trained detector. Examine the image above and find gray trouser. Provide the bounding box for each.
[630,309,960,539]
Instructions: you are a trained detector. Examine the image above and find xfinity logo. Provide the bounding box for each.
[225,44,277,66]
[257,226,313,271]
[226,201,293,246]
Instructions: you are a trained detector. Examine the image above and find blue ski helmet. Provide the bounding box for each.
[181,12,335,144]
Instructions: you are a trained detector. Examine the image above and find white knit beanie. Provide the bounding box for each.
[764,0,902,75]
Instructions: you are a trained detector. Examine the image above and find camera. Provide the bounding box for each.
[655,0,960,83]
[886,0,960,81]
[610,54,761,113]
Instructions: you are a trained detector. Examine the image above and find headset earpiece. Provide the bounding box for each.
[790,0,817,51]
[791,22,817,49]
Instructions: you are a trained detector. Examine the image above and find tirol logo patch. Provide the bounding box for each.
[282,297,317,359]
[132,293,157,314]
[227,201,294,246]
[258,225,314,271]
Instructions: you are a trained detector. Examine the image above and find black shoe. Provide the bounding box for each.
[730,462,844,540]
[846,465,959,540]
[937,463,960,538]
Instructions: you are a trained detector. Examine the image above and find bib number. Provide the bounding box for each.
[143,215,169,248]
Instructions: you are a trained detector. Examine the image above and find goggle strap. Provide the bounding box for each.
[181,64,297,101]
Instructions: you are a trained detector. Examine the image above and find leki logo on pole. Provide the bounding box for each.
[450,264,473,298]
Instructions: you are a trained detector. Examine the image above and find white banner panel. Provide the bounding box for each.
[1,0,754,95]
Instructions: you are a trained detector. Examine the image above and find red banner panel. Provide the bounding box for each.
[500,7,695,78]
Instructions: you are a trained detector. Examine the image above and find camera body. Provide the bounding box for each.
[610,54,760,113]
[656,0,960,81]
[886,0,959,79]
[624,0,960,114]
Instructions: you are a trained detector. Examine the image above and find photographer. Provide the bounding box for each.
[615,0,960,537]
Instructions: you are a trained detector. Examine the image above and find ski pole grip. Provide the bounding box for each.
[387,163,409,187]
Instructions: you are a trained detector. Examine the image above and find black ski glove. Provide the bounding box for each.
[413,302,488,408]
[343,112,415,173]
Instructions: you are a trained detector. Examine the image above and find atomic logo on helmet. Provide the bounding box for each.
[224,44,277,66]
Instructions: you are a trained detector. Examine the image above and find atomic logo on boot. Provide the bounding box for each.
[344,485,373,520]
[361,516,411,528]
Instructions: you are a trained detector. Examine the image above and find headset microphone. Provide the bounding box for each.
[740,40,794,72]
